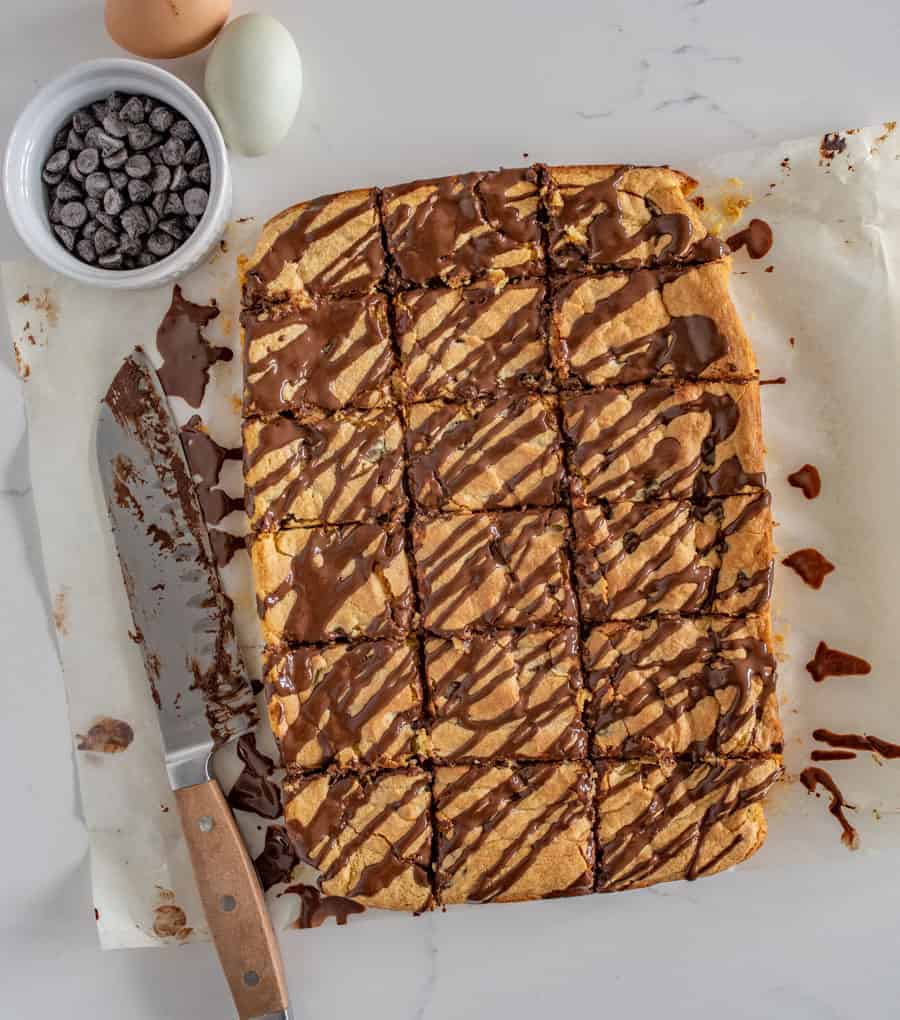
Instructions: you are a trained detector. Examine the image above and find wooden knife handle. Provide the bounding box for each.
[175,780,291,1020]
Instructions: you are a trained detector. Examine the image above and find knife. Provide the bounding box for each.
[97,348,292,1020]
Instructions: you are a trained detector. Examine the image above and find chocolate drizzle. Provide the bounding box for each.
[782,548,834,589]
[726,219,774,260]
[813,728,900,759]
[156,286,231,408]
[227,734,281,819]
[254,824,299,890]
[242,297,394,415]
[806,641,871,682]
[288,883,366,928]
[800,767,858,849]
[787,463,821,499]
[383,169,541,287]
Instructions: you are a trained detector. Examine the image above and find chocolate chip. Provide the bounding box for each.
[106,92,123,112]
[159,217,185,240]
[90,101,108,123]
[94,227,118,255]
[102,113,128,139]
[161,137,186,166]
[96,211,119,232]
[103,148,129,170]
[67,162,85,183]
[127,178,151,203]
[152,191,168,216]
[183,213,200,231]
[163,192,184,216]
[72,109,96,134]
[45,149,70,174]
[110,170,128,190]
[96,132,125,157]
[119,96,145,124]
[121,204,150,238]
[148,145,165,166]
[125,154,151,178]
[53,224,76,251]
[183,188,208,216]
[170,119,196,142]
[143,97,154,117]
[137,251,158,267]
[170,165,189,191]
[84,171,110,198]
[146,205,159,232]
[76,238,97,263]
[53,127,69,150]
[83,219,99,239]
[48,198,62,223]
[84,126,103,148]
[85,196,101,217]
[147,231,175,257]
[148,106,175,133]
[75,148,99,175]
[189,162,210,186]
[42,168,63,186]
[118,234,142,257]
[66,129,85,152]
[149,165,171,193]
[183,141,203,166]
[128,123,154,151]
[103,188,125,216]
[98,252,124,269]
[56,179,83,201]
[60,202,88,228]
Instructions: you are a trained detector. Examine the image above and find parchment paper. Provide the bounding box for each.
[3,123,900,950]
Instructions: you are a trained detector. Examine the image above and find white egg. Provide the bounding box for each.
[204,13,302,157]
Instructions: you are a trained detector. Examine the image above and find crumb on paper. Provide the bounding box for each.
[17,292,29,304]
[870,120,896,154]
[789,336,796,347]
[94,907,100,921]
[235,216,255,224]
[76,717,134,754]
[12,340,30,380]
[161,803,169,813]
[33,288,58,327]
[53,587,68,635]
[152,903,193,941]
[691,195,705,210]
[765,265,774,273]
[720,191,751,223]
[219,238,229,254]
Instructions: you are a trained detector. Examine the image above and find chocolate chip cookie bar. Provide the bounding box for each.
[241,163,782,917]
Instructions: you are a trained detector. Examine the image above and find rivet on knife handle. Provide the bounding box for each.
[175,778,291,1020]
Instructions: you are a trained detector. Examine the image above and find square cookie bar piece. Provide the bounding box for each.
[596,757,782,891]
[550,262,757,387]
[585,615,782,758]
[543,165,725,272]
[573,492,773,621]
[407,396,565,512]
[394,277,549,402]
[242,296,394,416]
[285,767,432,912]
[562,382,766,504]
[412,509,577,634]
[244,408,406,530]
[265,639,424,769]
[382,168,543,288]
[251,522,414,643]
[242,188,385,303]
[426,628,587,762]
[434,762,595,903]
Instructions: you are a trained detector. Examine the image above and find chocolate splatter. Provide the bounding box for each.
[76,717,134,754]
[726,218,774,259]
[254,825,299,890]
[782,548,835,589]
[806,642,871,683]
[787,463,821,499]
[820,132,847,161]
[156,286,231,408]
[287,883,365,929]
[800,766,858,850]
[813,729,900,759]
[227,734,281,818]
[179,415,242,524]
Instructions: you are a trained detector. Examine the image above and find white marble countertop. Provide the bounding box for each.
[2,2,900,1017]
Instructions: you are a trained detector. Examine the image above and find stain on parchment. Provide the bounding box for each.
[53,587,69,635]
[152,903,193,941]
[76,717,134,754]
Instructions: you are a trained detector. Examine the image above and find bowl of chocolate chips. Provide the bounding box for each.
[4,58,231,289]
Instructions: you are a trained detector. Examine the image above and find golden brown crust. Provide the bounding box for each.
[434,762,595,903]
[596,757,782,891]
[284,768,432,912]
[550,261,758,387]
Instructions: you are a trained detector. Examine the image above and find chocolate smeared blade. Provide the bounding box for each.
[96,349,257,789]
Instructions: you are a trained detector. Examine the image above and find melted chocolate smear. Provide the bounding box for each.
[820,133,847,160]
[286,883,365,929]
[726,219,774,260]
[76,717,134,754]
[806,641,871,683]
[782,548,835,589]
[254,825,299,890]
[813,728,900,759]
[227,734,281,819]
[787,463,821,499]
[156,286,231,408]
[209,529,246,568]
[800,766,859,849]
[811,750,857,762]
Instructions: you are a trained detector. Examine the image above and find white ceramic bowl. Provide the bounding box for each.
[3,58,231,290]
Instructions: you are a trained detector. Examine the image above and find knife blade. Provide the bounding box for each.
[97,348,291,1020]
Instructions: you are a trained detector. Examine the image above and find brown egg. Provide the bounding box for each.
[105,0,231,59]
